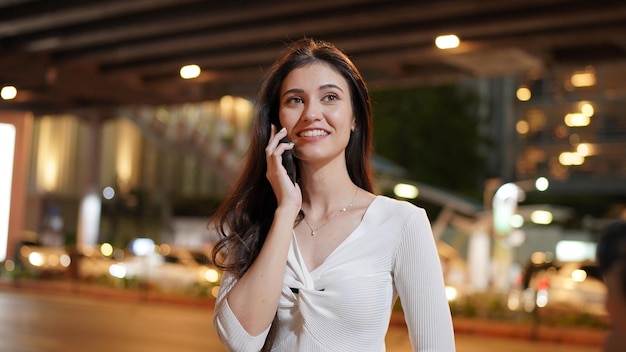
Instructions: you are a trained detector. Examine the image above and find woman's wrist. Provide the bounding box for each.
[274,205,300,223]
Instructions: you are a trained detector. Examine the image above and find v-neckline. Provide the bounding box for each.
[292,195,381,276]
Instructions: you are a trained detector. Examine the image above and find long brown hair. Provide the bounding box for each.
[210,37,374,349]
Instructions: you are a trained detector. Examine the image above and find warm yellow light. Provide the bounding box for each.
[42,159,58,191]
[535,177,549,192]
[579,102,594,117]
[100,243,114,257]
[29,252,45,267]
[233,97,253,128]
[570,71,596,87]
[564,113,590,127]
[1,86,17,100]
[180,64,201,79]
[435,34,460,49]
[35,116,78,193]
[516,120,529,135]
[559,152,584,166]
[219,95,235,121]
[215,95,254,129]
[576,143,590,156]
[393,183,419,199]
[516,87,531,101]
[530,210,553,225]
[116,119,141,193]
[204,268,220,283]
[37,118,60,192]
[445,286,458,301]
[531,251,546,264]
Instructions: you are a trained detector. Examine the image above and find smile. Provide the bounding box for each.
[298,129,329,137]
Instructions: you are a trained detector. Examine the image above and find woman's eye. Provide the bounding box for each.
[286,96,303,104]
[324,93,339,101]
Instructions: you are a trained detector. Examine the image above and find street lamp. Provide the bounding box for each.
[493,177,550,232]
[491,177,550,291]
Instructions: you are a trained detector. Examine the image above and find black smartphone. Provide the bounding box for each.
[280,136,296,184]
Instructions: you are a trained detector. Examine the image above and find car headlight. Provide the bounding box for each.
[28,252,45,267]
[109,263,127,278]
[59,254,71,268]
[536,289,549,307]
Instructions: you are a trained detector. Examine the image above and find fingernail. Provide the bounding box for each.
[279,127,286,133]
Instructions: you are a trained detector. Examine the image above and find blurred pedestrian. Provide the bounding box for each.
[596,220,626,352]
[210,38,455,351]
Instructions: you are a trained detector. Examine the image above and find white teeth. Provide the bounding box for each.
[299,129,328,137]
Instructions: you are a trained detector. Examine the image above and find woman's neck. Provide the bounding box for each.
[299,167,356,215]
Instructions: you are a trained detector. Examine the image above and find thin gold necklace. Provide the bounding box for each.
[302,186,359,236]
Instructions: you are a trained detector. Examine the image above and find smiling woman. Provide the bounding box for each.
[209,38,455,352]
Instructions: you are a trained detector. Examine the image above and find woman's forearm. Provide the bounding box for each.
[225,206,297,335]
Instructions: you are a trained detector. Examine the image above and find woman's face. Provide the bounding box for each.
[278,62,355,165]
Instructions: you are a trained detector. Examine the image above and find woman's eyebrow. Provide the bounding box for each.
[281,84,344,99]
[319,84,344,92]
[281,88,304,99]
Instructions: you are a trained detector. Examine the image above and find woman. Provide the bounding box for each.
[211,38,455,351]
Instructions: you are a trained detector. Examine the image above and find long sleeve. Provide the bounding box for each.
[393,207,456,351]
[213,271,271,352]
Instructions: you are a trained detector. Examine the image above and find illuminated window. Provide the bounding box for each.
[0,123,16,262]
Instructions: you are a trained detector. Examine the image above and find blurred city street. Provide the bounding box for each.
[1,2,625,351]
[0,284,603,352]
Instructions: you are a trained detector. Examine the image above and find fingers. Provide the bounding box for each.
[266,125,293,156]
[265,125,300,208]
[266,125,290,177]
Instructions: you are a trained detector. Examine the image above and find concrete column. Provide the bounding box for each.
[76,115,103,248]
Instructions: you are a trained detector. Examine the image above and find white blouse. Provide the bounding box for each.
[214,195,456,351]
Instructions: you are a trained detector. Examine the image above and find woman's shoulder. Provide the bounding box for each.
[372,195,426,217]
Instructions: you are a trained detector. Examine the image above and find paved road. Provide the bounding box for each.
[0,290,602,352]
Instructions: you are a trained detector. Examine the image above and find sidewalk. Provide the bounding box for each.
[0,277,608,348]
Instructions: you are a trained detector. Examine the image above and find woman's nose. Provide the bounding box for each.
[301,102,322,121]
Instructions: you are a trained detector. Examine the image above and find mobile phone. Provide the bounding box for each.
[280,136,296,184]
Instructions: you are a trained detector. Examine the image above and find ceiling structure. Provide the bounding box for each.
[1,0,626,115]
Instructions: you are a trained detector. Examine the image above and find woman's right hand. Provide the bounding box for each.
[266,125,302,216]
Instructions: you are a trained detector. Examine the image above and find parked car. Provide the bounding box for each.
[17,241,71,276]
[76,245,125,281]
[109,246,221,296]
[508,261,607,317]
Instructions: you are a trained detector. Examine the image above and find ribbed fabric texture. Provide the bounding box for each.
[214,195,456,351]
